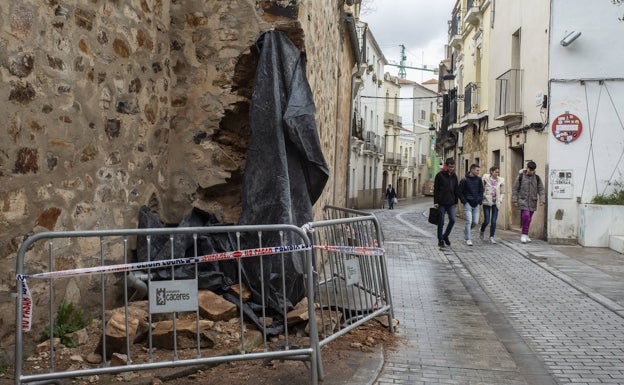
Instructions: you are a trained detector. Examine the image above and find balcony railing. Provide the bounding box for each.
[449,8,460,36]
[463,82,479,115]
[384,153,402,165]
[384,112,402,127]
[495,69,522,120]
[449,7,463,49]
[441,89,458,132]
[352,115,364,140]
[465,0,481,25]
[364,130,383,153]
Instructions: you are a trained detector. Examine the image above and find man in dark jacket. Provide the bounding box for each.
[433,158,459,247]
[458,164,484,245]
[385,184,397,209]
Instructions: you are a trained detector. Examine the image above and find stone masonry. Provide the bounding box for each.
[0,0,357,352]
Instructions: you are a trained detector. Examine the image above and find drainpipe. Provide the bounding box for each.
[126,271,151,301]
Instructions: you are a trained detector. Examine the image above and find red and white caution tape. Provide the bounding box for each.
[313,245,384,256]
[16,241,384,331]
[17,276,33,332]
[18,244,312,281]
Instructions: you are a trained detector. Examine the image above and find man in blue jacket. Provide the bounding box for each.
[458,164,484,246]
[433,158,459,247]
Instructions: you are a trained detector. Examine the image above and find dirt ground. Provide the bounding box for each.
[2,317,402,385]
[165,319,402,385]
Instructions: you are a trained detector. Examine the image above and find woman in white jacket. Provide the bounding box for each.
[480,166,504,243]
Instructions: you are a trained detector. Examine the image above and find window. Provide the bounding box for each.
[492,150,501,169]
[362,165,366,190]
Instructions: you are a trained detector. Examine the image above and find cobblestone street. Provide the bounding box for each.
[371,199,624,384]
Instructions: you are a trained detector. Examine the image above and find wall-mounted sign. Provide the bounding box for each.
[550,169,573,199]
[552,112,582,143]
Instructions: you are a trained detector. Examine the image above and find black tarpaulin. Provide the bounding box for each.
[240,30,329,226]
[136,206,238,291]
[237,29,329,314]
[136,30,328,333]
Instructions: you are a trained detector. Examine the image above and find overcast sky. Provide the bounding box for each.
[361,0,456,83]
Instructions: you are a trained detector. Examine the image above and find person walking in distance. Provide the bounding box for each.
[458,164,483,246]
[433,158,459,247]
[480,166,504,244]
[511,161,545,243]
[385,184,397,209]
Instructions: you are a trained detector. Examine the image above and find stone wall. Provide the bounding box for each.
[0,0,354,358]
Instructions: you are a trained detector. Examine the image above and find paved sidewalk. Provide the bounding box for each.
[353,197,624,385]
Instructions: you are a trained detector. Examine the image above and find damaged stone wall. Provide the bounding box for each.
[298,0,354,209]
[0,0,355,359]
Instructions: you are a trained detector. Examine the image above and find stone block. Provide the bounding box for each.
[198,290,237,321]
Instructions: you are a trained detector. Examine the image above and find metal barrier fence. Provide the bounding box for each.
[311,206,394,353]
[15,225,319,384]
[14,208,393,384]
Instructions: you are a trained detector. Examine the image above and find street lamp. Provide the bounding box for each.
[442,73,456,93]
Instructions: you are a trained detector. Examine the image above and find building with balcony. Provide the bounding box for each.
[406,80,440,197]
[487,0,550,238]
[437,45,458,161]
[444,0,491,179]
[348,22,387,209]
[437,0,623,245]
[382,75,440,200]
[382,74,403,202]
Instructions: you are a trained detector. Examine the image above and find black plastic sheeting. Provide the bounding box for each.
[136,30,329,334]
[136,206,238,291]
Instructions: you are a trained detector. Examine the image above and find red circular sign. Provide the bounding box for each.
[552,112,582,143]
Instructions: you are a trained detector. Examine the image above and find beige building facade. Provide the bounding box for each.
[440,0,550,238]
[486,0,550,237]
[444,0,492,216]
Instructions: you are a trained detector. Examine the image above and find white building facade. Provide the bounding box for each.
[348,23,387,209]
[410,82,439,197]
[547,0,624,244]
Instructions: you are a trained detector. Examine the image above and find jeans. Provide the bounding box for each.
[463,202,480,240]
[480,204,499,237]
[437,204,456,241]
[521,209,534,235]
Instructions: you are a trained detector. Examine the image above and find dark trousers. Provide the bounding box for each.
[437,204,456,241]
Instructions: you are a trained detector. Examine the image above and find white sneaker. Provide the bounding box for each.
[466,239,473,246]
[489,237,497,244]
[520,234,528,243]
[526,236,532,242]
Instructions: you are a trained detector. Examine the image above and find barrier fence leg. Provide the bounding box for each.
[306,247,321,384]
